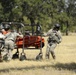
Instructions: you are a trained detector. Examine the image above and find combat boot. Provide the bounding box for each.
[51,52,56,59]
[0,55,3,62]
[52,55,56,59]
[45,53,50,59]
[3,54,8,61]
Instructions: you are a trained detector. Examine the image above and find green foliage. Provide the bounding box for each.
[0,0,76,33]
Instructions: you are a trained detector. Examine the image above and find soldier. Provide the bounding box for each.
[2,24,23,61]
[45,24,62,59]
[36,22,41,35]
[0,24,5,48]
[0,29,5,62]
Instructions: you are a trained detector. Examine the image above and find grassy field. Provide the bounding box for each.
[0,35,76,75]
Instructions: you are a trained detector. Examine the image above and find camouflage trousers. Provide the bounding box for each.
[1,40,14,61]
[46,42,57,59]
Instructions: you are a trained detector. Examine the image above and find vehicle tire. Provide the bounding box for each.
[36,53,43,60]
[12,52,19,59]
[19,53,27,61]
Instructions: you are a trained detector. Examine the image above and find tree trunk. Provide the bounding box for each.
[66,21,69,36]
[30,17,35,35]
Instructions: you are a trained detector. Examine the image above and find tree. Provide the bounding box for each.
[0,2,4,22]
[0,0,76,34]
[64,0,76,35]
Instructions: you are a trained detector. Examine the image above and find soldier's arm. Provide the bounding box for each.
[46,29,53,36]
[0,33,5,39]
[16,33,23,38]
[56,31,62,43]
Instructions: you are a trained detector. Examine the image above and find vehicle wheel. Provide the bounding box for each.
[36,53,43,60]
[19,53,27,61]
[12,52,19,59]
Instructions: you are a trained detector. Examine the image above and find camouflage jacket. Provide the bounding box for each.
[47,29,62,44]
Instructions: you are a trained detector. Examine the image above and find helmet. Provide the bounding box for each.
[55,24,60,28]
[4,24,10,31]
[54,24,60,30]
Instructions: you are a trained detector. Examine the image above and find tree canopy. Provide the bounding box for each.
[0,0,76,34]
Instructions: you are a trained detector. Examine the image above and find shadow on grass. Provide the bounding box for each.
[0,62,76,73]
[51,62,76,72]
[0,64,51,73]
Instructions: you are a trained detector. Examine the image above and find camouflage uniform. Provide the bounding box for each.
[0,32,5,39]
[0,31,5,61]
[46,26,62,59]
[2,31,23,61]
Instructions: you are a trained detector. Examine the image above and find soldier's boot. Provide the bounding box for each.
[0,50,3,62]
[3,54,8,61]
[51,52,56,59]
[45,53,50,59]
[0,54,3,62]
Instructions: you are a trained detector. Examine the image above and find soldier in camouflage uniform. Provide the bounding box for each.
[0,29,5,62]
[36,22,41,35]
[1,24,23,61]
[45,24,62,59]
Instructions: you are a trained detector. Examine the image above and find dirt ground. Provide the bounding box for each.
[0,35,76,75]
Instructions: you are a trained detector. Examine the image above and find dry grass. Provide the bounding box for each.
[0,35,76,75]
